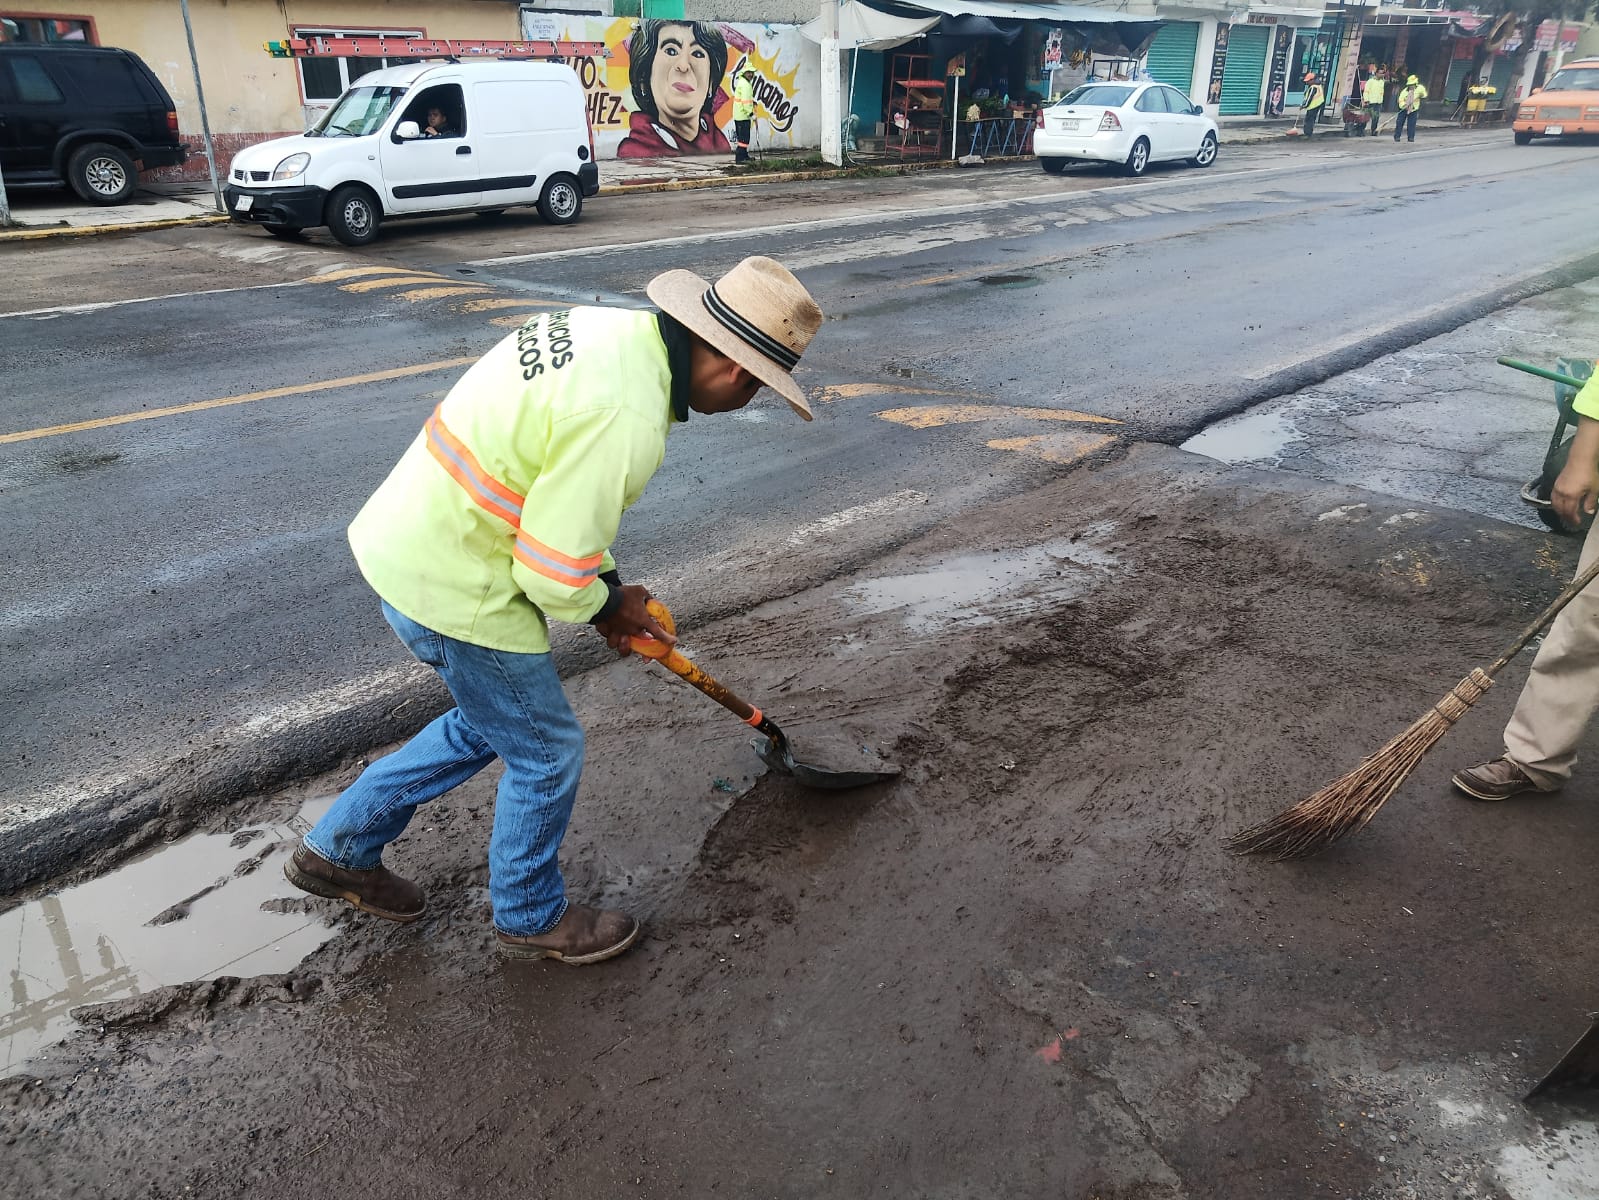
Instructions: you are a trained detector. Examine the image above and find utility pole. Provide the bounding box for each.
[177,0,225,213]
[819,0,842,166]
[0,160,11,228]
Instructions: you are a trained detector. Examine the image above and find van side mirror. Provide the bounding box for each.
[395,120,422,140]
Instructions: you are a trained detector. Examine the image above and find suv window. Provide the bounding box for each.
[8,55,63,103]
[55,54,146,105]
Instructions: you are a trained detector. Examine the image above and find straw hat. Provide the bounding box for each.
[647,256,822,419]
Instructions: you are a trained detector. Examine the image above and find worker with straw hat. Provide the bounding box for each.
[1456,373,1599,802]
[284,256,823,965]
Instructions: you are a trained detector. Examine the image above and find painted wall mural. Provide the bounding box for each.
[522,13,817,160]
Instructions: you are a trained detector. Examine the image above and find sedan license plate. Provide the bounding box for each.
[1545,124,1564,134]
[1056,118,1082,131]
[234,193,254,212]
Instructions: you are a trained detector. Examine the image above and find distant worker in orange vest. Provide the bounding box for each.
[1301,72,1326,137]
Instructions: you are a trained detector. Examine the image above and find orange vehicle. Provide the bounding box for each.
[1513,57,1599,144]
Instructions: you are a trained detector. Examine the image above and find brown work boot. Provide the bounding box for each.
[495,904,641,965]
[1451,757,1553,802]
[283,845,425,923]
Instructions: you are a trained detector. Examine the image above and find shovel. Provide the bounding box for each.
[627,600,901,790]
[1525,1013,1599,1101]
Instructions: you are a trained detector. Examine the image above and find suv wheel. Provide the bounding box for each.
[68,142,137,205]
[537,174,582,225]
[326,185,381,246]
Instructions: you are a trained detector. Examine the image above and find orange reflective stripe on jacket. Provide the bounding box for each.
[424,406,525,526]
[425,406,608,592]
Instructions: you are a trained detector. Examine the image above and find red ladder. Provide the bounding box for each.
[264,36,606,60]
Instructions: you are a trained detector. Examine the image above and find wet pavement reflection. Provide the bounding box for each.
[1,798,335,1073]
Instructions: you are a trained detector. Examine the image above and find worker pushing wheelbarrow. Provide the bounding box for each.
[1340,94,1371,136]
[1502,355,1599,535]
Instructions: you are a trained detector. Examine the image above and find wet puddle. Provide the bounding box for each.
[1181,407,1303,465]
[1,798,335,1074]
[843,538,1117,631]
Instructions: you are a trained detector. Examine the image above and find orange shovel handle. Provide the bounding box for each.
[632,599,765,728]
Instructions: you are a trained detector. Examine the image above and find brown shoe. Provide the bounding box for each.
[495,904,640,965]
[1452,757,1553,802]
[283,845,425,923]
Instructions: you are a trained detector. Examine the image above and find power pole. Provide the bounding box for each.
[819,0,842,166]
[0,160,11,228]
[177,0,225,213]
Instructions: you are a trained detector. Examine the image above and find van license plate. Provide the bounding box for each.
[1545,124,1564,134]
[234,194,254,212]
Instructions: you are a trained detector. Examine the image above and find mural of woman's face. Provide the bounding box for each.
[651,23,711,136]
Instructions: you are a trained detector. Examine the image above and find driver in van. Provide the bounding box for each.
[423,105,457,137]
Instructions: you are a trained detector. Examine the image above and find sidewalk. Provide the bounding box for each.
[0,117,1474,241]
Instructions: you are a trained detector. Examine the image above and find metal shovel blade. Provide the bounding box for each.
[1525,1014,1599,1101]
[755,733,902,790]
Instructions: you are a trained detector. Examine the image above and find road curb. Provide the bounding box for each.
[0,212,229,242]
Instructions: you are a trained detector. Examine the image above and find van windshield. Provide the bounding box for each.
[308,85,406,138]
[1543,67,1599,92]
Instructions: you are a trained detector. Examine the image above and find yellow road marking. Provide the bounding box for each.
[814,382,984,404]
[987,432,1117,464]
[457,297,568,313]
[877,404,1121,430]
[397,285,494,302]
[304,266,439,284]
[340,274,451,293]
[0,357,477,446]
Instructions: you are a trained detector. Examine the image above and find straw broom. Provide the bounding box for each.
[1228,554,1599,861]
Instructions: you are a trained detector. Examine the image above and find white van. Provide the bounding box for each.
[224,60,598,245]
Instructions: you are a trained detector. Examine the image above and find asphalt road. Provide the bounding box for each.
[5,130,1599,889]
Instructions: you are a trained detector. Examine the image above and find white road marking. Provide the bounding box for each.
[239,662,429,738]
[7,278,315,320]
[785,489,928,547]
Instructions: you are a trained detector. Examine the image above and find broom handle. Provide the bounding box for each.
[1486,554,1599,677]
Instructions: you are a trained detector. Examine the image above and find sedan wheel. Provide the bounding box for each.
[1190,133,1218,168]
[1122,137,1150,177]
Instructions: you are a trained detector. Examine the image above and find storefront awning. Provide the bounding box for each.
[799,1,941,51]
[886,0,1144,26]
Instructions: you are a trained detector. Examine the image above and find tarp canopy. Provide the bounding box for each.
[878,0,1163,57]
[799,0,941,51]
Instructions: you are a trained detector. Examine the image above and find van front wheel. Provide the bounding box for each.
[538,174,582,225]
[326,185,381,246]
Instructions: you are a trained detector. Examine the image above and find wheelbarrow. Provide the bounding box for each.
[1498,356,1598,536]
[1341,100,1370,136]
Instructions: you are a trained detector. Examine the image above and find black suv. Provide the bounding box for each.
[0,43,188,204]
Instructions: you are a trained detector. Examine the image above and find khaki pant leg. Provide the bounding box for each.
[1504,518,1599,786]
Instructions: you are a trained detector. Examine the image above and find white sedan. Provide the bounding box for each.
[1034,81,1218,176]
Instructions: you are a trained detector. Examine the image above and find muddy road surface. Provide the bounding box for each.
[6,446,1599,1198]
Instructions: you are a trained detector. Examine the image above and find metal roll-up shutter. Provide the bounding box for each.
[1145,21,1199,94]
[1488,55,1513,96]
[1445,57,1472,103]
[1219,24,1269,115]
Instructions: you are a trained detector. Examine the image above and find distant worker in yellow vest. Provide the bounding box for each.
[1361,67,1386,137]
[1394,74,1428,143]
[285,257,824,967]
[732,64,757,163]
[1301,72,1326,138]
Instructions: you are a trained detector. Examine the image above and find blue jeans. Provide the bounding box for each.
[303,601,583,936]
[1394,110,1418,141]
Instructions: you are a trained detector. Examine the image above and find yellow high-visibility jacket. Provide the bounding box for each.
[1398,82,1428,112]
[733,73,756,121]
[1573,373,1599,420]
[1303,82,1326,111]
[348,307,683,653]
[1362,76,1385,105]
